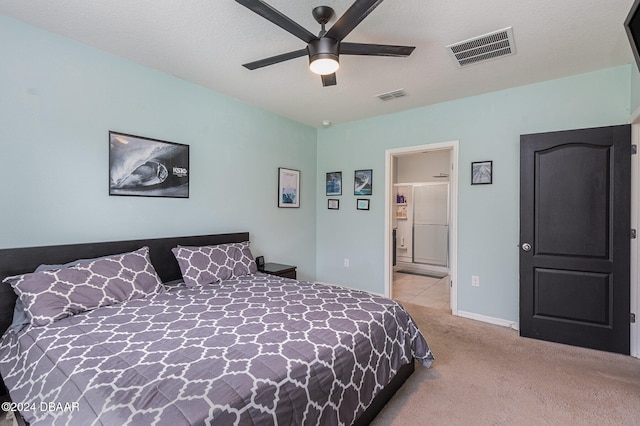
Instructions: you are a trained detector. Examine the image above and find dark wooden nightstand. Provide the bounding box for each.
[261,263,297,279]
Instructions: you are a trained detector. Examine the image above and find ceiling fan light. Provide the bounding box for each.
[310,57,339,75]
[308,38,340,75]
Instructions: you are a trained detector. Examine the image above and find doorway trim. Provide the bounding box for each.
[384,141,459,315]
[628,105,640,358]
[629,120,640,359]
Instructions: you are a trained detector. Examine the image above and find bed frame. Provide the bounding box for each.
[0,232,414,424]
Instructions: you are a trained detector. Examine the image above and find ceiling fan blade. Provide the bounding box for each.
[321,73,337,87]
[340,42,415,57]
[325,0,385,42]
[243,49,308,70]
[236,0,317,44]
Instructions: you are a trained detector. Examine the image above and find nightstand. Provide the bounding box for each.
[261,263,297,279]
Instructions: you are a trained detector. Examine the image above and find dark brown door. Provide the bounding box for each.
[520,125,631,354]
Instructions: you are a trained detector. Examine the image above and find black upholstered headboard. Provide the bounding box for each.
[0,232,250,336]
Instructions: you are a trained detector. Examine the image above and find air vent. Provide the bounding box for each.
[447,27,516,67]
[376,89,407,101]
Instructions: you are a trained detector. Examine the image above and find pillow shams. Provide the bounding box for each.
[172,241,257,287]
[8,299,29,333]
[4,247,163,327]
[33,254,113,273]
[7,255,114,333]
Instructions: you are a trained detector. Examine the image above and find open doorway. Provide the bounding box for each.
[384,141,458,315]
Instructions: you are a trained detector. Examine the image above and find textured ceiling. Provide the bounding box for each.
[0,0,635,127]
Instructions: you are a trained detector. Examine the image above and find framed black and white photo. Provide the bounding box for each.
[328,199,339,210]
[357,199,370,210]
[471,161,493,185]
[109,131,189,198]
[278,167,300,208]
[326,172,342,196]
[354,169,372,195]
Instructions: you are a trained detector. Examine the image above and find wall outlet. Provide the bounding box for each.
[344,258,350,267]
[471,275,480,287]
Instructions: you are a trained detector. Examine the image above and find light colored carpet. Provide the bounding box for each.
[372,302,640,426]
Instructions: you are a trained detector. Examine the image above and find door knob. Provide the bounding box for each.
[521,243,532,252]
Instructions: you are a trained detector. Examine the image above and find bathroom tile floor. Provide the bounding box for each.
[392,272,450,312]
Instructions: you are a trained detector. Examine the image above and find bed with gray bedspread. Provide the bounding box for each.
[0,272,433,425]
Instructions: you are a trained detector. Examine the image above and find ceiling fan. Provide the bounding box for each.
[236,0,416,87]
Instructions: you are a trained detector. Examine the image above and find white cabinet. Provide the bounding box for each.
[394,185,412,263]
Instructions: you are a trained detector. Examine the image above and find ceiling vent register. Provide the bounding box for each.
[447,27,516,67]
[376,89,407,101]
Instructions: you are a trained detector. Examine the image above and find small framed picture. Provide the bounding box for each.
[471,161,493,185]
[354,169,372,195]
[278,167,300,208]
[328,199,340,210]
[357,199,370,210]
[326,172,342,196]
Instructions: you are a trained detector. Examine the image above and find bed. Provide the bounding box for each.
[0,232,433,425]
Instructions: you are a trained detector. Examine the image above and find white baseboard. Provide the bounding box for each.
[457,310,519,331]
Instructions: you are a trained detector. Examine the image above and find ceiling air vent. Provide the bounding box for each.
[447,27,516,68]
[376,89,407,101]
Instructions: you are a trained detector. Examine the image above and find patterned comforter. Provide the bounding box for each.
[0,273,434,425]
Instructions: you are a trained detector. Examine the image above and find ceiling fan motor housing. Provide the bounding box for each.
[308,37,339,66]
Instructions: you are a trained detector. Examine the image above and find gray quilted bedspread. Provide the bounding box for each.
[0,273,433,425]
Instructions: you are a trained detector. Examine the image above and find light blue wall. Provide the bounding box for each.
[0,15,318,280]
[1,14,635,323]
[316,65,632,322]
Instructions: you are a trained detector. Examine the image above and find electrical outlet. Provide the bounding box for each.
[344,258,350,267]
[471,275,480,287]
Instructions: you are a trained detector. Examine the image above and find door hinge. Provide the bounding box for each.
[632,144,638,155]
[632,229,637,239]
[632,313,636,324]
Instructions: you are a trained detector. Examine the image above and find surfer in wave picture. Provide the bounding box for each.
[354,170,372,195]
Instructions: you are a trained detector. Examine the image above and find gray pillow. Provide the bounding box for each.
[33,254,113,273]
[172,241,257,287]
[6,255,114,333]
[4,247,163,327]
[8,299,29,333]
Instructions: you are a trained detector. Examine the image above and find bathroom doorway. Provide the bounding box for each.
[384,141,458,314]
